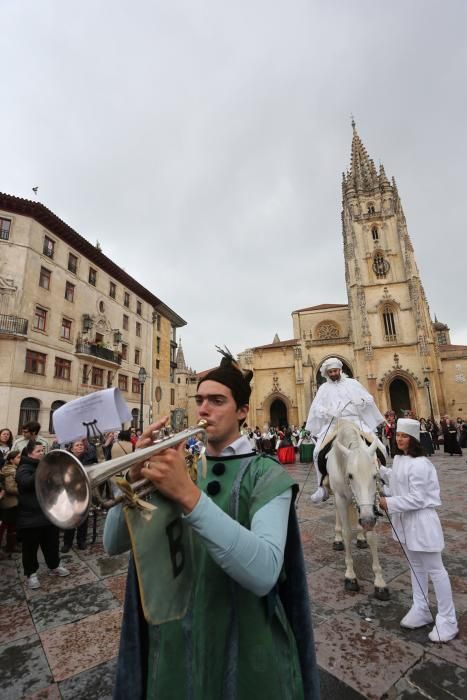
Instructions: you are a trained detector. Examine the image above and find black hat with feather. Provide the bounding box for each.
[198,346,253,407]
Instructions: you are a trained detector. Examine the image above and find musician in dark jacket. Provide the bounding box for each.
[16,441,69,589]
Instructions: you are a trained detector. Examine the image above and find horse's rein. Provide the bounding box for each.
[345,469,381,516]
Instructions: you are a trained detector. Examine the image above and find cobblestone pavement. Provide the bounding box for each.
[1,450,465,699]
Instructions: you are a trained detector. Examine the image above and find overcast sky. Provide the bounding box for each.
[2,0,466,371]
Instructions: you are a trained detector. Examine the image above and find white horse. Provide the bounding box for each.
[327,420,389,600]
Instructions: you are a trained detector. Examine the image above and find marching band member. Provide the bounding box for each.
[104,349,319,699]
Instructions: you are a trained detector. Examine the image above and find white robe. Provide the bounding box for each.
[379,456,444,551]
[305,377,384,458]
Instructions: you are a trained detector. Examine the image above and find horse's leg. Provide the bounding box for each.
[365,529,390,600]
[333,509,344,551]
[356,518,368,549]
[348,506,368,549]
[336,496,359,592]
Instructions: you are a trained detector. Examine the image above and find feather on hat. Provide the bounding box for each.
[198,346,253,407]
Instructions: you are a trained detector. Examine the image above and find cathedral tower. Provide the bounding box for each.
[341,121,445,416]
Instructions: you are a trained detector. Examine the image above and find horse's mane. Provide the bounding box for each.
[335,419,364,449]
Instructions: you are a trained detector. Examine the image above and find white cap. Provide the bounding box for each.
[396,418,420,442]
[320,357,343,378]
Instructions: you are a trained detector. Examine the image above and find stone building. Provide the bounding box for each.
[0,193,185,439]
[173,340,203,429]
[235,124,466,427]
[177,124,466,428]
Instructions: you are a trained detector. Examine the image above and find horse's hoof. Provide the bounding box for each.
[374,587,390,601]
[356,539,369,549]
[333,541,344,551]
[344,578,360,592]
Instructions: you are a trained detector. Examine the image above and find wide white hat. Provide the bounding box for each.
[396,418,420,442]
[320,357,343,378]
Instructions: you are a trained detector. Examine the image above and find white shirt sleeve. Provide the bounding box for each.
[386,457,441,514]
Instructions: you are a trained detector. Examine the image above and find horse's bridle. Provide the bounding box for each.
[345,467,383,519]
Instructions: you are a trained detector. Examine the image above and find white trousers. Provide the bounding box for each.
[403,546,457,632]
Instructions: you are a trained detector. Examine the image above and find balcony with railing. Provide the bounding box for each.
[75,341,122,366]
[0,314,28,338]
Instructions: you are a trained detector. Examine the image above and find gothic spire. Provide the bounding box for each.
[176,339,187,371]
[347,121,378,191]
[379,163,391,190]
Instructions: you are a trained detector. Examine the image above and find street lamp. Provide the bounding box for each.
[424,376,434,422]
[112,329,122,346]
[138,367,147,432]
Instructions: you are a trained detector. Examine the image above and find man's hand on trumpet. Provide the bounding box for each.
[128,419,202,514]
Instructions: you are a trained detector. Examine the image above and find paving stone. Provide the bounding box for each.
[40,607,122,682]
[303,538,343,572]
[327,549,408,587]
[311,600,336,628]
[0,451,465,698]
[21,683,62,699]
[21,558,99,601]
[58,658,116,700]
[29,581,120,631]
[0,635,53,700]
[73,541,107,561]
[0,567,25,603]
[313,613,424,699]
[85,551,129,578]
[426,610,467,671]
[346,587,434,646]
[307,565,369,611]
[102,574,127,604]
[319,665,366,699]
[395,653,467,700]
[442,552,467,578]
[386,676,438,699]
[0,599,35,645]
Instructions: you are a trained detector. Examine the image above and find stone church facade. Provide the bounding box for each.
[177,125,466,428]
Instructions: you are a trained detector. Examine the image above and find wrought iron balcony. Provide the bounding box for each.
[0,314,28,337]
[75,341,122,365]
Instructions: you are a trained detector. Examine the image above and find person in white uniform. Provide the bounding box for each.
[379,418,458,643]
[306,357,385,503]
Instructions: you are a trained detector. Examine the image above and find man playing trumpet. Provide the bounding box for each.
[104,348,319,700]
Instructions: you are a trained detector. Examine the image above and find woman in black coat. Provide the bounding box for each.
[443,420,462,456]
[16,441,70,589]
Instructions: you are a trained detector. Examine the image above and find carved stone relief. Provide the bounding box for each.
[0,276,17,315]
[272,373,281,393]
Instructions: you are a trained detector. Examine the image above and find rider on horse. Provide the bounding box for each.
[306,358,385,503]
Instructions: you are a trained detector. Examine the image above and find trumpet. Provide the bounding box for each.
[35,421,207,529]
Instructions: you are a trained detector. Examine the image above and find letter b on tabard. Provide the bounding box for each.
[166,517,185,578]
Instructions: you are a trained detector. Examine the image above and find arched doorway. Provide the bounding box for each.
[270,399,288,428]
[316,360,353,387]
[389,378,411,416]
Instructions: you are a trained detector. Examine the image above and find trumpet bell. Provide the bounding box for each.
[36,450,91,529]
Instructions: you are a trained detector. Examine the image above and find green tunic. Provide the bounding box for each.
[146,453,304,700]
